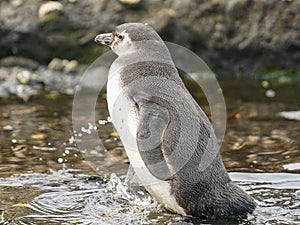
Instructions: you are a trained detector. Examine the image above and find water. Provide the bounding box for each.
[0,79,299,224]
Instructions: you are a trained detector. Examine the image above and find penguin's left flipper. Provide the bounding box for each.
[135,98,172,181]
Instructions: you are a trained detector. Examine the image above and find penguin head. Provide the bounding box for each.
[94,23,162,55]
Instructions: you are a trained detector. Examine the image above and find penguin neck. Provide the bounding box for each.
[111,42,175,76]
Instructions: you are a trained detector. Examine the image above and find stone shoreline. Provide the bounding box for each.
[0,0,299,74]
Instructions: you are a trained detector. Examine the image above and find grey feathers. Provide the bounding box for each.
[115,23,162,42]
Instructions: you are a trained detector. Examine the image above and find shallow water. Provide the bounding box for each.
[0,78,300,224]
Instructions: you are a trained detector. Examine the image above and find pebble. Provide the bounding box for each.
[279,111,300,121]
[11,0,23,7]
[48,58,63,70]
[101,212,109,217]
[119,0,141,5]
[17,70,31,84]
[3,125,13,131]
[48,58,67,71]
[38,1,64,22]
[0,61,81,101]
[0,85,9,98]
[16,84,36,102]
[31,134,46,139]
[261,80,270,88]
[246,135,260,144]
[265,89,276,98]
[48,58,78,73]
[64,59,79,73]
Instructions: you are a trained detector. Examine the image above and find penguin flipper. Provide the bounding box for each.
[135,98,172,181]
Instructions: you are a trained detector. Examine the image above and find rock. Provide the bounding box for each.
[0,84,10,98]
[0,57,40,70]
[145,8,176,31]
[246,135,260,145]
[64,59,79,73]
[37,66,81,92]
[16,70,31,84]
[48,58,68,71]
[0,64,83,101]
[119,0,140,5]
[265,89,276,98]
[261,81,270,88]
[0,0,299,74]
[38,1,64,22]
[279,111,300,121]
[226,0,249,12]
[48,58,79,73]
[11,0,23,7]
[3,125,13,131]
[15,84,36,102]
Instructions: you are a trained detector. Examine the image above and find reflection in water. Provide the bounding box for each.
[0,79,299,224]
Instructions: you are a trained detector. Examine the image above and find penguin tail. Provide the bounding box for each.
[193,182,256,218]
[223,183,257,217]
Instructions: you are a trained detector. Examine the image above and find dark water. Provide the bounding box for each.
[0,78,300,224]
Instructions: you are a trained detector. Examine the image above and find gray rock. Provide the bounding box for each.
[0,65,83,101]
[15,84,36,102]
[16,70,31,84]
[0,83,10,98]
[0,57,40,70]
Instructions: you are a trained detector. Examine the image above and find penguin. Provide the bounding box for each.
[94,22,256,218]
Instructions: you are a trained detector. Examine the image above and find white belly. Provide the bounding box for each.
[107,71,186,216]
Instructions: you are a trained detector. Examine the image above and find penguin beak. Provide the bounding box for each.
[94,33,113,45]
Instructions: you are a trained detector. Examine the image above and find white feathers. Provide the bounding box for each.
[106,69,186,216]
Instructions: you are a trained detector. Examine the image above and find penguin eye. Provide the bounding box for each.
[117,34,124,40]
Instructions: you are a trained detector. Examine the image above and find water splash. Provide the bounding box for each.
[3,171,167,225]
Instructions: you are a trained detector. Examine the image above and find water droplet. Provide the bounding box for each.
[57,158,64,163]
[99,119,108,125]
[69,136,75,143]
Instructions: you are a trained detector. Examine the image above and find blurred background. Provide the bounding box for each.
[0,1,300,224]
[1,0,299,71]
